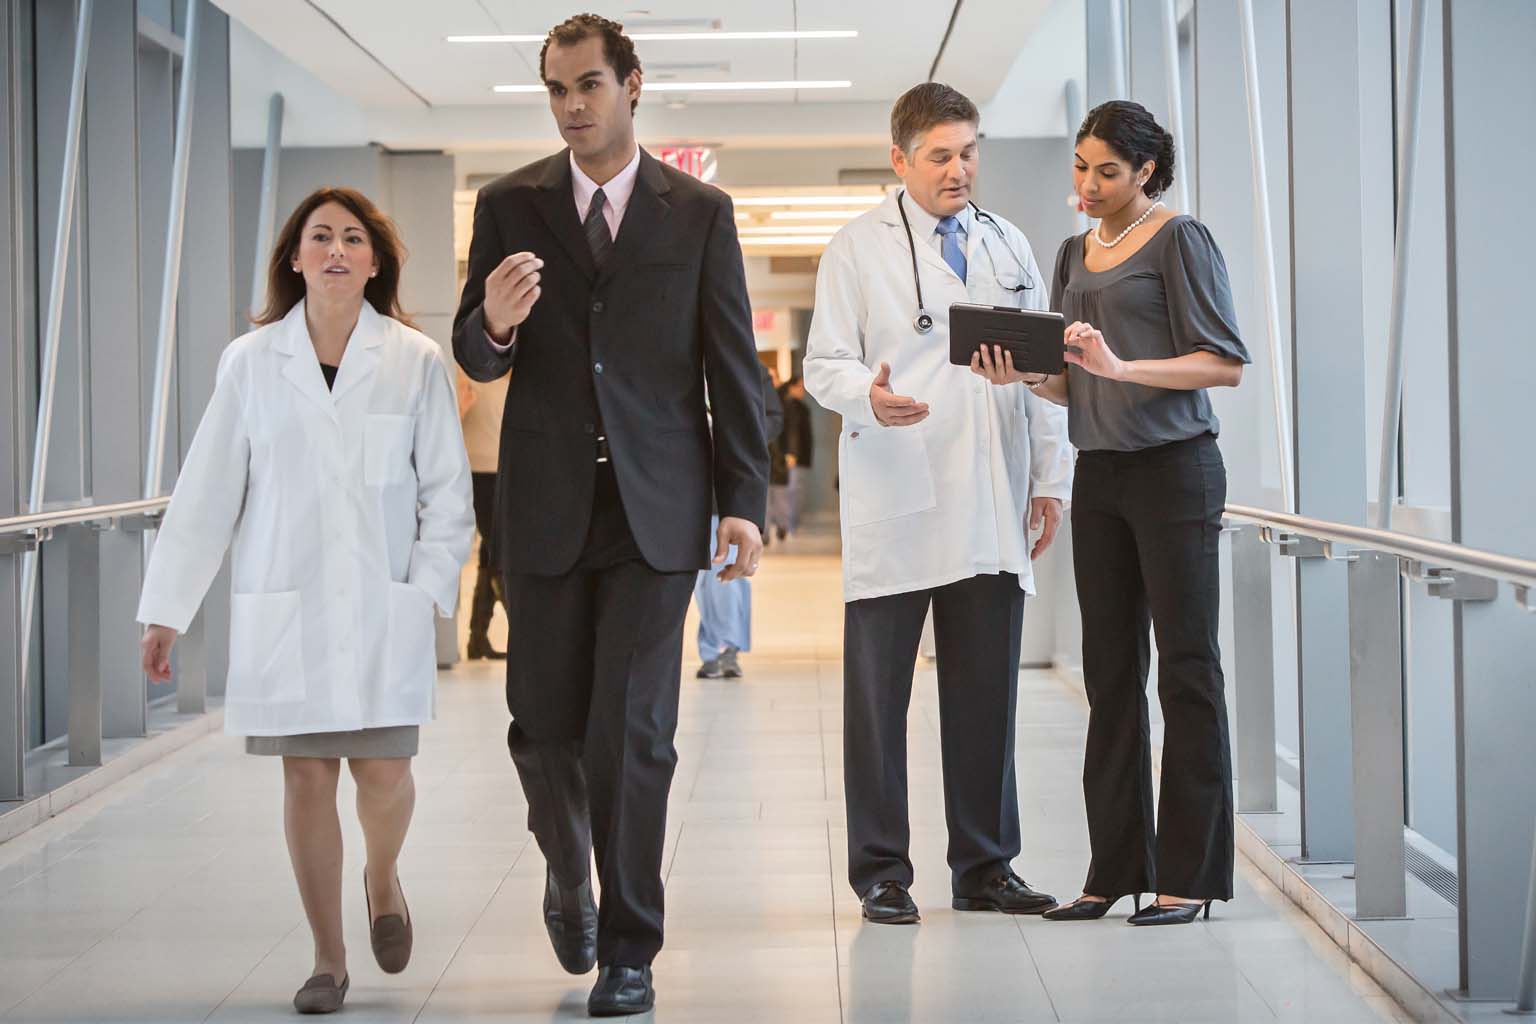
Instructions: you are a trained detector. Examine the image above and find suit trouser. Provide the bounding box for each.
[1071,433,1234,901]
[501,463,695,966]
[469,471,500,639]
[843,571,1025,898]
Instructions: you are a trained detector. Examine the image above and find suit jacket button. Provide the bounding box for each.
[592,300,604,313]
[594,362,604,375]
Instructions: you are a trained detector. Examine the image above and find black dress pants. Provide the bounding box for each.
[501,462,695,967]
[469,471,499,638]
[843,571,1026,898]
[1071,433,1234,901]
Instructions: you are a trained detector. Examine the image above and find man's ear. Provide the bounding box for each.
[890,143,908,178]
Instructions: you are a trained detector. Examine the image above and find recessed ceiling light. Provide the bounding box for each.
[493,80,851,94]
[739,236,837,246]
[732,195,886,207]
[451,30,858,43]
[769,210,870,220]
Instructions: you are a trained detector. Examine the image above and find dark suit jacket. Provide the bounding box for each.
[453,149,768,576]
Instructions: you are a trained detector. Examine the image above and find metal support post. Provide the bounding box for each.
[1508,818,1536,1014]
[1106,0,1127,98]
[176,609,206,715]
[1375,0,1428,530]
[1231,525,1277,813]
[143,0,200,501]
[1347,550,1408,919]
[1235,0,1295,513]
[15,0,94,749]
[65,523,104,766]
[1159,0,1192,209]
[249,91,283,318]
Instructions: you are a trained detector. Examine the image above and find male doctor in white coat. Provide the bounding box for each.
[804,82,1073,925]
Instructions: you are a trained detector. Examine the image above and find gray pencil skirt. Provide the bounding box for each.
[245,725,419,759]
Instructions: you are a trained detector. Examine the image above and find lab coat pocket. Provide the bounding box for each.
[382,581,437,720]
[843,427,937,527]
[226,590,306,704]
[364,414,416,486]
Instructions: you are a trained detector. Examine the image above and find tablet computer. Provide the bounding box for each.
[947,303,1066,375]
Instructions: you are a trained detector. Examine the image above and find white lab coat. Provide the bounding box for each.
[804,192,1073,603]
[137,300,475,736]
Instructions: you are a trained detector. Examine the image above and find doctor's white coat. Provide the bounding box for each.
[805,193,1073,603]
[137,301,475,736]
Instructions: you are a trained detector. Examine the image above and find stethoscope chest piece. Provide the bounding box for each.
[914,311,934,334]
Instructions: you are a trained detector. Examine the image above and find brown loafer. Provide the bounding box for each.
[365,870,413,974]
[293,973,348,1014]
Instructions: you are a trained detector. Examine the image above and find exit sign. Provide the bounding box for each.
[657,147,718,182]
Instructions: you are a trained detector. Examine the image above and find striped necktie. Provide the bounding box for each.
[584,187,612,269]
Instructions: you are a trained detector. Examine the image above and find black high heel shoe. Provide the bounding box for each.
[1126,898,1213,926]
[1042,894,1140,921]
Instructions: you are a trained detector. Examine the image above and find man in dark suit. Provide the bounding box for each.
[452,14,767,1017]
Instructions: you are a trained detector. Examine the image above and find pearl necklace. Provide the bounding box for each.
[1093,200,1164,249]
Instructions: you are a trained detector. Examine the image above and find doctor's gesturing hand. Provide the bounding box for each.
[869,362,930,426]
[140,624,177,683]
[482,251,544,342]
[1029,498,1063,559]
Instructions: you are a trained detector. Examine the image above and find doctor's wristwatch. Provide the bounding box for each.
[1024,374,1049,390]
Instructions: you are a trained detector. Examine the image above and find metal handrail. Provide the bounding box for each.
[1224,502,1536,590]
[0,497,169,539]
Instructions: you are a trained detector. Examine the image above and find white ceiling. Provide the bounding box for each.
[216,0,1083,151]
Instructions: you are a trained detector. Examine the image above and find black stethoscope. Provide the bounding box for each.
[895,189,1036,334]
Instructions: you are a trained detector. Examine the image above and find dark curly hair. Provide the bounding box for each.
[1077,100,1175,198]
[539,14,643,113]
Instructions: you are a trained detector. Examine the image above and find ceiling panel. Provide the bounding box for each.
[254,0,999,107]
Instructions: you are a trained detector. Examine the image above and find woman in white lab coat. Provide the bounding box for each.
[136,187,474,1013]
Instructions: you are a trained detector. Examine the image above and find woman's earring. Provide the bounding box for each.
[291,265,300,273]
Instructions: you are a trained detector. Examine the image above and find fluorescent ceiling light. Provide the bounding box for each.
[494,80,850,94]
[452,30,857,43]
[739,236,836,245]
[768,209,868,220]
[739,225,837,236]
[732,194,885,207]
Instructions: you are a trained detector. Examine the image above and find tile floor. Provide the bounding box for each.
[0,536,1415,1022]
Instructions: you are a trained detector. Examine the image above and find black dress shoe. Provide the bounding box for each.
[1042,893,1140,921]
[588,964,654,1017]
[466,635,506,660]
[544,867,598,974]
[1127,899,1213,926]
[952,871,1058,915]
[861,880,920,924]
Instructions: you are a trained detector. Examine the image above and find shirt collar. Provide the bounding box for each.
[900,191,972,239]
[570,146,642,217]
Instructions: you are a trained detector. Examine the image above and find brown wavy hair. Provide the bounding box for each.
[253,186,415,327]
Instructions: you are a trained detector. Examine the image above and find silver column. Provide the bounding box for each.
[1347,550,1407,919]
[142,0,200,501]
[249,92,283,318]
[1235,0,1294,514]
[1231,525,1277,813]
[1158,0,1191,210]
[1373,0,1428,530]
[65,523,103,766]
[15,0,94,716]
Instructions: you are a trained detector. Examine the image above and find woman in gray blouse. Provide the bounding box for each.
[976,100,1248,926]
